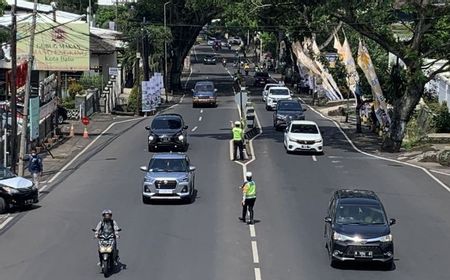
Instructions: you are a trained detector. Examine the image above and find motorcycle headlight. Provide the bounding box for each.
[178,135,184,141]
[333,232,352,242]
[315,139,323,143]
[3,186,19,195]
[379,234,393,242]
[148,135,155,141]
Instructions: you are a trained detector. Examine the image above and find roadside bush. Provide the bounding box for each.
[432,102,450,133]
[127,86,139,113]
[62,97,75,109]
[79,73,102,90]
[67,82,83,99]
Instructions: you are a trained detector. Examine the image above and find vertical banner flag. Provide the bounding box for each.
[357,40,391,127]
[29,97,40,141]
[334,35,360,101]
[141,81,152,112]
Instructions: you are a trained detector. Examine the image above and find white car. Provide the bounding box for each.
[228,36,242,45]
[284,120,323,154]
[207,37,216,46]
[265,86,292,110]
[262,83,282,101]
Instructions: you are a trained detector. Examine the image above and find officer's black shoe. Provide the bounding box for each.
[238,217,246,222]
[247,220,254,225]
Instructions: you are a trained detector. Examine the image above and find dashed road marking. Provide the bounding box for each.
[200,109,203,114]
[254,268,262,280]
[312,155,317,161]
[0,216,13,230]
[191,126,198,132]
[249,224,256,237]
[199,116,202,121]
[251,241,260,263]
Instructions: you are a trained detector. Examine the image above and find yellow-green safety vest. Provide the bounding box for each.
[244,181,256,199]
[232,127,243,141]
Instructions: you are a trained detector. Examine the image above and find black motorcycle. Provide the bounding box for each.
[92,229,121,277]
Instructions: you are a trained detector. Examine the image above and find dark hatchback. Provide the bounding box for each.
[253,71,270,87]
[145,114,189,152]
[324,189,396,269]
[203,55,217,65]
[273,100,306,130]
[0,166,38,213]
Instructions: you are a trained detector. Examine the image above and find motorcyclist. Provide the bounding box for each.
[94,210,121,265]
[222,58,226,66]
[244,63,250,76]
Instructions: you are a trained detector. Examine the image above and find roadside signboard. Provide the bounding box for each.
[29,97,40,141]
[109,67,119,76]
[81,116,90,126]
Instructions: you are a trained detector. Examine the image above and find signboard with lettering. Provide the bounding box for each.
[29,97,40,140]
[17,22,90,71]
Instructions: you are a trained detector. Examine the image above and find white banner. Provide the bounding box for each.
[98,0,136,6]
[141,81,152,112]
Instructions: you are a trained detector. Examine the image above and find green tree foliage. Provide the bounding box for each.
[0,0,6,16]
[433,102,450,133]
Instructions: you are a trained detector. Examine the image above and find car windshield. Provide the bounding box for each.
[290,124,318,134]
[335,204,387,225]
[149,158,188,172]
[151,118,182,130]
[278,102,302,111]
[195,84,214,92]
[270,89,289,96]
[0,166,16,180]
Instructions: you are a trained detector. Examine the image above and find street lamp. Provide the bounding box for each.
[164,1,172,103]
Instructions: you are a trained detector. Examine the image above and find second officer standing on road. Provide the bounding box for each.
[239,171,257,224]
[232,121,245,161]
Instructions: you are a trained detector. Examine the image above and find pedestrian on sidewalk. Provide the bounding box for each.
[232,121,245,161]
[27,148,43,188]
[239,172,257,224]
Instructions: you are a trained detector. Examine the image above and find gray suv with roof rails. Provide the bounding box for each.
[140,153,196,203]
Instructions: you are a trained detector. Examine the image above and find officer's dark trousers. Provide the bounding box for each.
[242,198,256,222]
[233,140,244,160]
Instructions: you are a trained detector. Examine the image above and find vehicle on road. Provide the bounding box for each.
[91,229,121,277]
[0,165,38,213]
[220,41,230,48]
[283,120,323,153]
[192,81,218,107]
[207,37,216,45]
[203,54,217,65]
[273,100,306,130]
[324,189,395,269]
[262,83,282,101]
[228,36,242,45]
[145,114,189,152]
[253,71,271,87]
[265,86,292,110]
[140,153,196,203]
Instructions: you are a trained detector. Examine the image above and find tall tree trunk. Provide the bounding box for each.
[382,76,424,152]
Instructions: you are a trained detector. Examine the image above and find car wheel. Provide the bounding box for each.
[142,196,151,204]
[265,105,270,111]
[0,197,6,214]
[383,260,394,271]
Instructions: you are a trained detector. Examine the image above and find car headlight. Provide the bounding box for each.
[3,186,19,195]
[379,234,393,242]
[178,135,184,141]
[277,114,287,120]
[333,232,352,242]
[315,139,323,143]
[179,176,189,183]
[144,185,151,192]
[148,135,155,141]
[288,137,296,142]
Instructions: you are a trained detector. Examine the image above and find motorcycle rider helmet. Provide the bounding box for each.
[102,209,112,220]
[234,121,241,127]
[246,171,252,180]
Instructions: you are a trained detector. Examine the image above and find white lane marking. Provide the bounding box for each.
[183,67,193,90]
[0,216,13,230]
[38,184,49,193]
[192,44,198,61]
[312,155,317,162]
[331,160,341,163]
[301,99,450,192]
[249,224,256,237]
[227,69,233,78]
[431,169,450,176]
[251,241,260,263]
[254,268,262,280]
[198,116,202,121]
[191,126,198,132]
[200,109,203,114]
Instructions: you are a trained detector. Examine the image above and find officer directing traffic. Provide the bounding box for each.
[239,171,256,224]
[232,121,245,161]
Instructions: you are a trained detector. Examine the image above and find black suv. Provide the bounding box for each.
[273,100,306,130]
[253,71,270,87]
[145,114,189,152]
[324,189,396,268]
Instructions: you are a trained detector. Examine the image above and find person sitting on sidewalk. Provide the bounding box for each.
[27,149,43,188]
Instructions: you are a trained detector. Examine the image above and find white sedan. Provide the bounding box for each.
[284,120,323,154]
[262,83,282,101]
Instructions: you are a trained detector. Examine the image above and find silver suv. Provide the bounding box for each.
[140,153,196,203]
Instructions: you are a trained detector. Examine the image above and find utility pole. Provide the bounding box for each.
[142,18,150,82]
[164,1,171,102]
[10,0,18,172]
[18,0,38,176]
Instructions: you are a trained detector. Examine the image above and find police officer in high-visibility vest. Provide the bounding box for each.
[232,121,244,161]
[239,171,256,224]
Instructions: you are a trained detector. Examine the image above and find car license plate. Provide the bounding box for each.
[24,199,34,205]
[301,145,310,149]
[354,251,373,258]
[159,189,173,194]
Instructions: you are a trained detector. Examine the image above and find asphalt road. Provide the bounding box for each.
[1,44,450,280]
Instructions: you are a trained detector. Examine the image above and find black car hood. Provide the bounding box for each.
[277,110,304,117]
[151,129,181,136]
[334,223,390,239]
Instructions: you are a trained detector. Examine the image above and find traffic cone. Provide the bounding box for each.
[69,124,75,137]
[83,126,89,139]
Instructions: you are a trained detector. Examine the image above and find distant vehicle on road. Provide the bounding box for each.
[265,86,292,110]
[262,83,282,101]
[192,81,218,107]
[220,41,230,48]
[203,55,217,65]
[228,36,242,45]
[145,114,189,152]
[0,165,38,213]
[140,153,196,203]
[273,100,306,130]
[324,189,396,269]
[253,71,271,87]
[207,37,216,45]
[283,120,323,153]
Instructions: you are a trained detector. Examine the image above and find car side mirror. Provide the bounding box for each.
[145,126,150,130]
[189,166,196,172]
[184,125,188,129]
[389,218,396,226]
[140,166,148,172]
[324,217,332,223]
